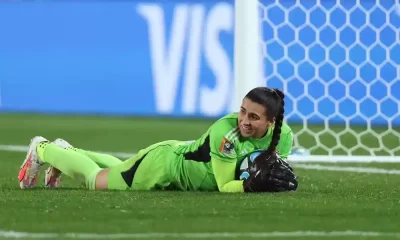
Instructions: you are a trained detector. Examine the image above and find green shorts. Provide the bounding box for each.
[106,140,181,191]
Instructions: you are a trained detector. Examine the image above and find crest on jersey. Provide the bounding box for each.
[219,138,235,155]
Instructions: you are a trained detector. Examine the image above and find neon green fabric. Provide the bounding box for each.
[108,113,294,193]
[37,142,101,189]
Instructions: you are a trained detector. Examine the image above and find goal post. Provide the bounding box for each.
[233,0,400,163]
[231,0,264,113]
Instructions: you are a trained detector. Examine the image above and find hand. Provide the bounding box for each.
[243,152,298,193]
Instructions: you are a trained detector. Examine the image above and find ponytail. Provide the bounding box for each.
[266,88,285,154]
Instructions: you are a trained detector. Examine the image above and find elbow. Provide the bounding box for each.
[217,181,245,193]
[218,185,229,193]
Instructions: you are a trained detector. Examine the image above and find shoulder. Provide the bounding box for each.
[277,122,294,149]
[208,113,239,139]
[274,122,294,159]
[208,113,240,159]
[280,122,293,136]
[213,113,239,124]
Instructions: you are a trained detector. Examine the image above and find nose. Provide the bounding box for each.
[241,115,250,125]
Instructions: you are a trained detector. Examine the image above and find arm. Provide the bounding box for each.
[211,157,244,193]
[208,121,244,193]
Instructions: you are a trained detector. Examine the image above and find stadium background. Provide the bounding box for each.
[0,1,400,238]
[1,0,399,159]
[1,0,398,121]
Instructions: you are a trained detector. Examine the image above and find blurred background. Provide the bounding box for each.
[1,1,399,236]
[0,0,399,160]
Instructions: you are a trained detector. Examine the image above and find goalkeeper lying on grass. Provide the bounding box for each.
[18,87,298,193]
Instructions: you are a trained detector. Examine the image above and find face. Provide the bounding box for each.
[238,97,274,138]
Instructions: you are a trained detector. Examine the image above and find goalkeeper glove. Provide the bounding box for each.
[243,152,298,193]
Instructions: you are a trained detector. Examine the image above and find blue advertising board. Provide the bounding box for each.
[0,0,399,125]
[0,0,235,117]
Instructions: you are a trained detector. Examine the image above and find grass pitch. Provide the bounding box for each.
[0,113,399,240]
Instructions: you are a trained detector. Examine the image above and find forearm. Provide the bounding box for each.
[211,157,245,193]
[219,180,244,193]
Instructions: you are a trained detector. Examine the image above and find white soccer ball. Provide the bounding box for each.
[238,150,263,180]
[290,147,310,156]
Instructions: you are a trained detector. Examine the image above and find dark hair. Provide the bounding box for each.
[244,87,285,155]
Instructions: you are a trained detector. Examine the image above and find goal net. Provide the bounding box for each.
[248,0,400,162]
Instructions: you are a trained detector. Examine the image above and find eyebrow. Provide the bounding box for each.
[241,107,261,119]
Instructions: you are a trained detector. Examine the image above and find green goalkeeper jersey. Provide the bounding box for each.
[170,113,293,193]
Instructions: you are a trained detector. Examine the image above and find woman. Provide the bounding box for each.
[18,87,297,193]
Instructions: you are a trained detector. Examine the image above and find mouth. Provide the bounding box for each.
[240,124,253,135]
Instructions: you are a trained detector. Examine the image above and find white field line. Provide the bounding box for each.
[0,144,133,159]
[1,144,400,175]
[293,163,400,175]
[289,155,400,163]
[0,230,400,239]
[2,144,400,163]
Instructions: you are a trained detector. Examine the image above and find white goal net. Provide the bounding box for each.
[257,0,400,162]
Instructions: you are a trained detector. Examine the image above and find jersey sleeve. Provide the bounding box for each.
[209,120,238,163]
[208,119,244,193]
[211,158,244,193]
[276,130,293,159]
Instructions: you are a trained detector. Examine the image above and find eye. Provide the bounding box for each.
[250,114,259,120]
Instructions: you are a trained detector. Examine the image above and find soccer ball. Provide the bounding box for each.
[238,150,263,180]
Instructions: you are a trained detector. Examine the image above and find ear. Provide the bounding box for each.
[267,117,275,127]
[265,121,274,129]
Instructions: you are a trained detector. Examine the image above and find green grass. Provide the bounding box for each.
[0,113,399,240]
[1,113,398,156]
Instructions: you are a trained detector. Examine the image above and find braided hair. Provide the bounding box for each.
[244,87,285,156]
